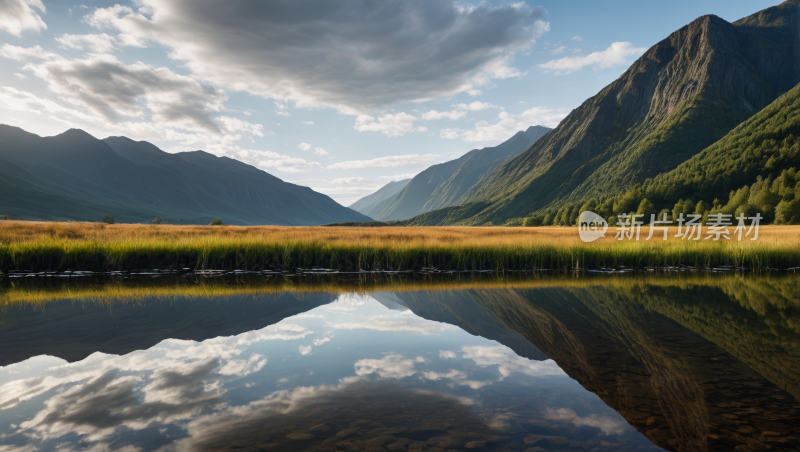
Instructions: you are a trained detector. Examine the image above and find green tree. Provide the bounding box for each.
[636,198,655,223]
[775,200,800,224]
[523,215,542,227]
[209,218,223,225]
[694,200,711,216]
[103,215,115,224]
[151,217,162,224]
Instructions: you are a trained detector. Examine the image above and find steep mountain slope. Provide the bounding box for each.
[412,1,800,225]
[0,125,370,225]
[606,81,800,224]
[0,165,132,221]
[348,179,410,218]
[372,125,550,221]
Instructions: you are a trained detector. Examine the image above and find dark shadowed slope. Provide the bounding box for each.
[348,179,410,219]
[409,1,800,225]
[371,125,550,221]
[0,125,370,225]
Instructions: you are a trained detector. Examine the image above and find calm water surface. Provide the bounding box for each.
[0,273,798,452]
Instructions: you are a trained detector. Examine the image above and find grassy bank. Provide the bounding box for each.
[1,222,799,272]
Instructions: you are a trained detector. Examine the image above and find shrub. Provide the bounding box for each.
[151,217,162,224]
[523,216,542,227]
[209,218,223,226]
[103,215,115,224]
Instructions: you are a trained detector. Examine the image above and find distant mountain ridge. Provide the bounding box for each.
[348,179,410,219]
[353,125,550,221]
[406,1,800,225]
[0,126,370,225]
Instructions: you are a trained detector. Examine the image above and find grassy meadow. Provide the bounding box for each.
[1,221,799,272]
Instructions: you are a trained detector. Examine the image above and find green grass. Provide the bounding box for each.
[2,236,799,272]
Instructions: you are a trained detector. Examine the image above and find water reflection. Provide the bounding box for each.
[0,273,798,451]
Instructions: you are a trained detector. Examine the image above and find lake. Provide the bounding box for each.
[0,272,798,451]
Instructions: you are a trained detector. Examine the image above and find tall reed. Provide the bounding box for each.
[1,222,798,272]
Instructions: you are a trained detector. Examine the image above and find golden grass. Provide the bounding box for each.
[0,221,799,272]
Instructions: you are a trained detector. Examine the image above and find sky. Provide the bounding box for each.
[0,0,783,205]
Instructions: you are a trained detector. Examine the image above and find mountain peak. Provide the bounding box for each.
[53,128,100,149]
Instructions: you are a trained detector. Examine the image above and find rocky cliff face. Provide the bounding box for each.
[438,1,800,224]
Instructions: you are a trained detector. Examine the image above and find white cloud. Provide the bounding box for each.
[302,120,313,125]
[461,345,565,378]
[327,294,367,312]
[439,128,460,140]
[538,41,646,74]
[312,337,331,346]
[311,178,382,205]
[329,317,457,335]
[298,142,311,151]
[313,147,328,156]
[544,408,627,435]
[274,101,286,110]
[327,153,436,170]
[13,72,24,79]
[379,173,418,181]
[1,46,227,133]
[277,111,291,116]
[218,354,267,377]
[355,354,417,379]
[439,350,457,359]
[298,345,313,355]
[0,85,100,126]
[571,36,582,41]
[330,177,372,187]
[461,107,566,142]
[421,369,491,389]
[56,33,116,53]
[0,0,46,36]
[454,101,499,111]
[421,110,467,121]
[467,89,483,96]
[252,150,321,173]
[550,45,566,55]
[85,0,548,114]
[354,112,426,137]
[216,116,264,137]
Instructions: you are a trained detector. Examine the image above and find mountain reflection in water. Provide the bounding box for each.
[0,273,798,452]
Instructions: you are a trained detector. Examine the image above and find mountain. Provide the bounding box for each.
[0,291,336,366]
[348,178,410,218]
[465,285,800,451]
[365,125,550,221]
[407,1,800,225]
[0,125,370,225]
[599,81,800,225]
